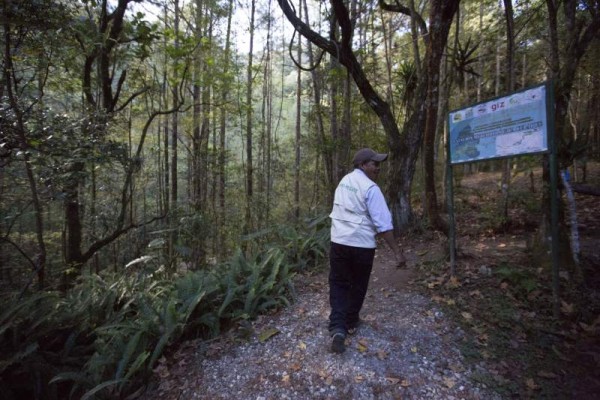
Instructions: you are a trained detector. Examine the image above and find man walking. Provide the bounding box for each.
[328,148,405,353]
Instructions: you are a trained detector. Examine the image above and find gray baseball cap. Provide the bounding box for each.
[352,148,388,165]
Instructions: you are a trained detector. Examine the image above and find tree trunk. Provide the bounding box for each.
[2,10,47,288]
[279,0,406,231]
[500,0,516,224]
[244,0,256,240]
[294,5,302,221]
[192,0,203,213]
[301,0,333,203]
[421,0,459,234]
[218,0,233,261]
[539,0,600,281]
[170,0,180,262]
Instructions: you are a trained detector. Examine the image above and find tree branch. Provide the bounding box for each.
[0,236,36,271]
[378,0,428,37]
[81,214,165,263]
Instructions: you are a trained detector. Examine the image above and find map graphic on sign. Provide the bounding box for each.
[448,85,549,164]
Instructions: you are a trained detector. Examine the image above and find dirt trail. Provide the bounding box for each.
[145,241,500,400]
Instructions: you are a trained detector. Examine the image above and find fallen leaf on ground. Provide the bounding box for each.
[526,378,539,390]
[386,376,400,384]
[400,379,411,387]
[561,301,575,315]
[154,365,170,379]
[450,364,465,373]
[377,350,388,360]
[443,377,456,388]
[461,312,473,321]
[537,371,558,379]
[357,340,368,353]
[354,375,365,383]
[258,328,280,343]
[551,345,572,361]
[447,276,461,288]
[297,341,307,350]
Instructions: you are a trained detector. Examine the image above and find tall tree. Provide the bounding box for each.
[192,0,204,213]
[278,0,460,233]
[218,0,234,260]
[380,0,460,234]
[294,2,302,221]
[301,0,333,202]
[244,0,257,238]
[501,0,516,222]
[170,0,181,259]
[542,0,600,268]
[278,0,408,230]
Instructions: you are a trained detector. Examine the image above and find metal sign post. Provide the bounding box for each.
[546,84,560,318]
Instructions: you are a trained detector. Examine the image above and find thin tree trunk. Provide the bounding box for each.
[2,16,46,288]
[162,2,171,259]
[191,0,208,265]
[302,0,332,202]
[192,0,203,212]
[218,0,233,261]
[171,0,180,261]
[265,0,273,227]
[409,0,421,77]
[328,15,343,182]
[244,0,256,240]
[294,3,302,221]
[501,0,516,223]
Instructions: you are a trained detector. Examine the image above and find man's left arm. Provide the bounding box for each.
[378,230,406,268]
[367,186,407,267]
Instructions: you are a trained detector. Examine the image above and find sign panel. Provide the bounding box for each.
[448,84,549,164]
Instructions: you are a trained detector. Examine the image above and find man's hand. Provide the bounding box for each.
[379,230,407,269]
[395,251,407,269]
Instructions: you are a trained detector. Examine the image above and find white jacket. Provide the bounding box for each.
[329,169,378,248]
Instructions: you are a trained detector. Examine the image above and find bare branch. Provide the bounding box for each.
[378,0,428,37]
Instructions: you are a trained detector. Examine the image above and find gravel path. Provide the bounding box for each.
[145,249,501,400]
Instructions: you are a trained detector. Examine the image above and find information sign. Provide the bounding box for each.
[448,84,549,164]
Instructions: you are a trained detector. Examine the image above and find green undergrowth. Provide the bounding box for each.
[0,217,329,400]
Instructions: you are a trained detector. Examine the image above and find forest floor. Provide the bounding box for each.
[143,162,600,400]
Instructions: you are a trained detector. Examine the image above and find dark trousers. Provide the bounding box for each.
[328,242,375,336]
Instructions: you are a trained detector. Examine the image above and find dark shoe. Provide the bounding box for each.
[347,319,363,336]
[331,333,346,354]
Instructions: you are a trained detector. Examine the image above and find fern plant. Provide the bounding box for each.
[1,215,329,399]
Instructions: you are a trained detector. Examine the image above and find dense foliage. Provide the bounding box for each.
[0,218,329,399]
